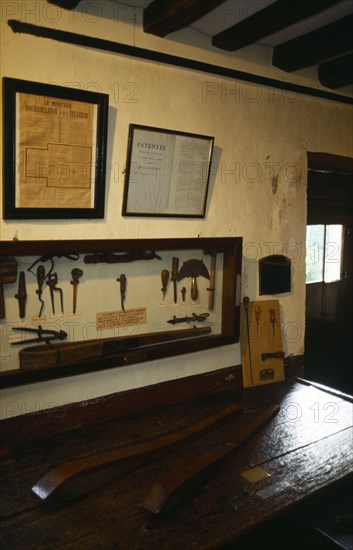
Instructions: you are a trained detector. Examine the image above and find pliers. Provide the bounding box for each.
[11,325,68,345]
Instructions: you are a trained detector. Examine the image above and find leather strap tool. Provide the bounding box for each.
[84,250,161,264]
[14,271,27,318]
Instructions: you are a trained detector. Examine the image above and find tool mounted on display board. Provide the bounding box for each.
[14,271,27,319]
[161,269,169,301]
[116,274,127,312]
[204,248,217,311]
[0,256,18,319]
[240,297,285,387]
[177,259,210,301]
[17,325,212,370]
[70,268,83,314]
[83,250,162,264]
[170,257,179,303]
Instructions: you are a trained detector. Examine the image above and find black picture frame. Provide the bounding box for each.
[2,77,109,219]
[122,124,214,218]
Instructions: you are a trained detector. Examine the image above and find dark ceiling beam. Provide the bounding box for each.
[8,19,353,106]
[319,52,353,89]
[143,0,225,37]
[212,0,341,51]
[47,0,81,8]
[272,15,353,72]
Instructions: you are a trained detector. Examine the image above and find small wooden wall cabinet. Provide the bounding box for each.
[0,237,242,388]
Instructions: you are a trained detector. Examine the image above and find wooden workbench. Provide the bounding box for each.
[1,379,352,549]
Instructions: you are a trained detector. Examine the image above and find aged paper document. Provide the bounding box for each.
[125,128,213,216]
[16,92,97,209]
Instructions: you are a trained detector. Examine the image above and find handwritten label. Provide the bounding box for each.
[96,308,146,330]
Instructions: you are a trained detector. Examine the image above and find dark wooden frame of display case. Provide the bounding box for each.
[0,237,242,388]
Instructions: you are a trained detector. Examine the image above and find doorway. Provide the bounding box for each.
[305,153,353,393]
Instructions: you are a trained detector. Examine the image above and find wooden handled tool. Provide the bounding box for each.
[19,326,212,370]
[206,249,217,310]
[178,259,210,301]
[171,257,179,303]
[0,256,18,319]
[161,269,169,300]
[141,404,280,514]
[32,403,243,502]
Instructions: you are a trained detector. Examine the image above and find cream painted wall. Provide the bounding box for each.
[1,0,352,418]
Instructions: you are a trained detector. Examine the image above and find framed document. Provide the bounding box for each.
[2,77,109,219]
[122,124,214,217]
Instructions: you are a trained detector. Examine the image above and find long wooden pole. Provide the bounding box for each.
[32,403,242,502]
[141,404,280,514]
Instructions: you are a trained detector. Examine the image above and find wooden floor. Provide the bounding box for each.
[1,379,352,549]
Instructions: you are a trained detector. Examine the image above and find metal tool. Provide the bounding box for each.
[171,257,179,303]
[161,269,169,300]
[262,351,285,361]
[181,287,186,302]
[117,274,127,312]
[167,312,209,324]
[178,259,210,301]
[28,253,79,279]
[36,265,46,317]
[46,273,63,314]
[269,308,276,339]
[254,305,261,334]
[14,271,27,318]
[70,268,83,314]
[243,296,254,386]
[11,325,68,346]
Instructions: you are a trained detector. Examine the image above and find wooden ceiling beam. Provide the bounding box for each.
[212,0,341,51]
[143,0,225,37]
[272,15,353,72]
[47,0,81,8]
[319,52,353,89]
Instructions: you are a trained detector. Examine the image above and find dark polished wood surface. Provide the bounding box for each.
[1,379,352,549]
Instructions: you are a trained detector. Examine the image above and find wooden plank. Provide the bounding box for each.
[211,0,340,51]
[272,15,353,72]
[319,52,353,89]
[143,0,225,37]
[240,299,285,387]
[1,419,351,549]
[31,404,243,502]
[1,383,352,537]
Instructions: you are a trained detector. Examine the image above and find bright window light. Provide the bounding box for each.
[306,224,343,284]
